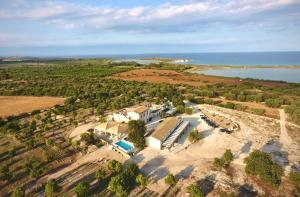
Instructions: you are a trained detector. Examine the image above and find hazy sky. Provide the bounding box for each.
[0,0,300,56]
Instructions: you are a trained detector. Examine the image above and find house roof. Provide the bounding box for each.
[151,117,182,142]
[95,122,128,135]
[133,106,149,114]
[106,123,128,135]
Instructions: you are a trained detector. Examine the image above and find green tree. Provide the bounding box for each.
[127,120,146,148]
[185,107,193,114]
[74,181,90,197]
[213,158,225,170]
[80,132,96,145]
[124,163,139,178]
[45,179,61,197]
[244,150,283,187]
[25,139,35,149]
[188,130,201,143]
[136,174,149,188]
[95,168,106,181]
[45,138,54,146]
[11,187,25,197]
[0,165,12,181]
[165,173,176,186]
[108,160,122,173]
[187,184,204,197]
[108,174,129,197]
[223,149,234,165]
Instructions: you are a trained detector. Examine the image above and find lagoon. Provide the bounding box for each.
[194,68,300,83]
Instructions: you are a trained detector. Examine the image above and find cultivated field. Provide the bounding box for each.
[0,96,65,118]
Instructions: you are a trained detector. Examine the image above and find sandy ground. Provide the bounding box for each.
[129,104,300,195]
[0,96,65,118]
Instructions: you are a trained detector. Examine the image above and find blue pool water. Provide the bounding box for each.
[115,140,133,152]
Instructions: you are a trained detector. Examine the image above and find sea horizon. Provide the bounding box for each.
[2,51,300,66]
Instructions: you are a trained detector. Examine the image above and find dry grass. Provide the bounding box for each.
[0,96,65,118]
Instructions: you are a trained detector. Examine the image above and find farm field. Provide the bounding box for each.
[0,96,65,118]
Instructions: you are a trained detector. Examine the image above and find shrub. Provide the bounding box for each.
[285,100,300,125]
[223,149,234,165]
[289,171,300,185]
[74,181,90,197]
[80,132,96,145]
[108,160,122,173]
[265,98,285,108]
[11,187,25,197]
[185,107,193,114]
[188,130,201,143]
[187,184,204,197]
[213,149,234,170]
[165,173,176,186]
[213,158,225,170]
[124,163,139,178]
[136,174,149,188]
[252,108,266,115]
[95,168,106,180]
[45,179,61,197]
[108,174,130,197]
[244,150,283,187]
[0,165,12,181]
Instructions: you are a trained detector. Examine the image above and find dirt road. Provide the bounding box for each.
[279,109,293,148]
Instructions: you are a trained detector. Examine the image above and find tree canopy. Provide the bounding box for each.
[127,120,146,149]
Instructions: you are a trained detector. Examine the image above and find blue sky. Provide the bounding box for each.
[0,0,300,56]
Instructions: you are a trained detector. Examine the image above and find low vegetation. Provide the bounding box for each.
[188,129,201,143]
[164,173,177,186]
[187,184,204,197]
[213,149,234,170]
[244,150,283,187]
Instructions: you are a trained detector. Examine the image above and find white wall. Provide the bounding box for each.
[146,136,162,150]
[110,113,130,123]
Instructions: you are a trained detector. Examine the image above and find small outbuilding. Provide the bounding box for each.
[146,117,189,150]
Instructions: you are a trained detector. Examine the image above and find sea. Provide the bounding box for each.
[106,52,300,83]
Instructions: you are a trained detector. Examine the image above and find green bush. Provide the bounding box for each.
[289,171,300,185]
[11,187,25,197]
[187,184,204,197]
[95,168,106,181]
[45,179,61,197]
[108,160,122,173]
[244,150,283,187]
[285,100,300,125]
[108,173,130,197]
[165,173,176,186]
[124,163,140,178]
[136,174,149,188]
[74,181,90,197]
[265,98,285,108]
[252,108,266,115]
[0,165,12,181]
[188,130,201,143]
[213,149,234,170]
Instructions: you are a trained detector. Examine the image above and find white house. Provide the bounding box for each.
[108,105,152,123]
[94,121,128,139]
[146,117,189,150]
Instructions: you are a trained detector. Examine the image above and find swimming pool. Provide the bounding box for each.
[114,140,134,153]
